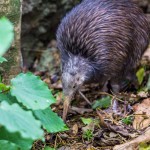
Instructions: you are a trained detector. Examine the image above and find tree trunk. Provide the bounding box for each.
[0,0,22,84]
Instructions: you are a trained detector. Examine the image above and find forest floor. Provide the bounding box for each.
[31,43,150,150]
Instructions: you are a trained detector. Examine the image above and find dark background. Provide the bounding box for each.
[21,0,150,70]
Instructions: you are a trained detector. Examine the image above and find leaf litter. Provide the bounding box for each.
[30,42,150,150]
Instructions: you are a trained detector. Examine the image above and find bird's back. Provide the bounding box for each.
[57,0,150,78]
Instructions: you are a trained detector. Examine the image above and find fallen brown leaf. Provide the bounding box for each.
[113,127,150,150]
[82,122,95,133]
[137,91,149,98]
[87,145,96,150]
[43,77,51,85]
[96,109,137,137]
[72,124,78,135]
[133,98,150,130]
[58,146,72,150]
[51,82,62,89]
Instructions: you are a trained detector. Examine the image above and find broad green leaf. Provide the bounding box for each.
[10,72,56,110]
[136,68,145,85]
[0,101,43,140]
[0,140,19,150]
[34,107,68,133]
[92,96,111,109]
[0,17,14,56]
[147,75,150,90]
[0,93,18,104]
[0,93,12,103]
[0,127,33,150]
[81,117,93,125]
[0,56,7,63]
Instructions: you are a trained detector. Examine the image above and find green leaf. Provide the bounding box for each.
[147,75,150,90]
[122,116,133,125]
[10,72,56,110]
[0,17,14,56]
[0,101,43,140]
[0,127,33,150]
[82,129,93,141]
[0,93,12,103]
[34,107,68,133]
[0,56,7,63]
[0,93,18,104]
[92,96,111,109]
[139,142,150,150]
[136,68,145,85]
[0,140,19,150]
[81,117,93,125]
[0,83,10,91]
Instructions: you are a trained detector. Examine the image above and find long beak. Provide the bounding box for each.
[63,96,72,121]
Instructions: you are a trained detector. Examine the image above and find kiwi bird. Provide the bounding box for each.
[56,0,150,120]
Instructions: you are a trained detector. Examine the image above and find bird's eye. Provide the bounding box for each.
[70,72,76,76]
[73,85,76,89]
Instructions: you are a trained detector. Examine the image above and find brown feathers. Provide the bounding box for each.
[56,0,150,96]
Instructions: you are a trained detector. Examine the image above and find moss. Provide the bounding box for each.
[1,47,21,84]
[0,0,21,25]
[0,0,22,84]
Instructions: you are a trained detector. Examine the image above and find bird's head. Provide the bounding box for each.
[61,55,94,120]
[61,56,93,98]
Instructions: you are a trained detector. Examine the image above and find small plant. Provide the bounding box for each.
[136,67,145,85]
[139,142,150,150]
[44,146,56,150]
[146,75,150,91]
[82,129,93,141]
[81,117,93,125]
[92,96,111,109]
[0,17,67,150]
[122,116,133,125]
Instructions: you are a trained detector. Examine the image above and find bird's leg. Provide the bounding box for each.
[110,82,122,115]
[100,81,108,93]
[99,80,109,99]
[78,90,92,105]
